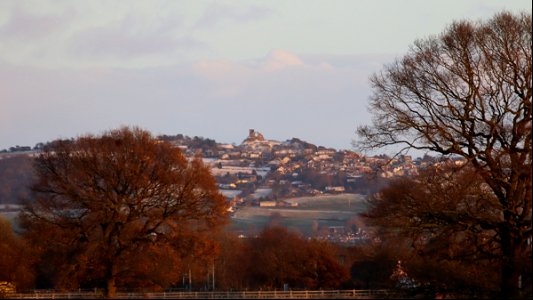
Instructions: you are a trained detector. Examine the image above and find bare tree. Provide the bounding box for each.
[356,12,531,298]
[363,166,506,296]
[21,127,228,298]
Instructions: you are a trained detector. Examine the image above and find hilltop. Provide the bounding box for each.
[156,129,451,208]
[0,129,450,206]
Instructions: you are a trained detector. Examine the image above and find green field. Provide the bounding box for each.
[229,193,368,236]
[283,193,367,211]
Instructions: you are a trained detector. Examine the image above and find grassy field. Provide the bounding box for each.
[229,193,368,236]
[283,193,367,211]
[1,194,369,237]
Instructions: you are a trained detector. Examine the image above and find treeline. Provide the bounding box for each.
[1,216,404,293]
[0,143,45,153]
[158,134,218,152]
[0,127,406,298]
[1,126,530,298]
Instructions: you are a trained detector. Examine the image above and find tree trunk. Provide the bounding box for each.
[105,263,118,299]
[106,276,117,299]
[500,217,521,299]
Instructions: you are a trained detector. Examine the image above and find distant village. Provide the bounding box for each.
[0,129,461,211]
[1,129,463,244]
[155,129,460,213]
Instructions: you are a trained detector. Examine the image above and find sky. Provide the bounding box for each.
[0,0,530,153]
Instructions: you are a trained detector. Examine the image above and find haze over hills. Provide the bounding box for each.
[0,129,450,207]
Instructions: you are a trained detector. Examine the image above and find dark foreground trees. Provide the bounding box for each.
[0,217,34,291]
[214,227,349,290]
[21,127,229,298]
[363,166,509,297]
[245,227,349,290]
[356,11,531,298]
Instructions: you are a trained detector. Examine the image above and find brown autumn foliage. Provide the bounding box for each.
[356,11,531,298]
[213,232,249,290]
[20,127,229,298]
[363,165,523,297]
[348,242,399,290]
[0,216,35,291]
[240,226,349,290]
[210,227,350,291]
[177,230,221,291]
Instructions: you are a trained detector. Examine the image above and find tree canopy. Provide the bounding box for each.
[21,127,229,298]
[356,11,531,298]
[0,216,35,292]
[364,166,504,296]
[237,226,349,290]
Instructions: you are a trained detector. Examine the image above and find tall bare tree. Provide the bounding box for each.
[21,127,228,298]
[356,11,531,298]
[363,166,507,296]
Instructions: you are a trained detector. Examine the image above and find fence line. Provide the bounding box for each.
[6,289,405,299]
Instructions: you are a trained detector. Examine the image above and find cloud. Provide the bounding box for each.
[185,50,382,147]
[0,2,214,68]
[69,28,205,59]
[260,49,305,71]
[192,49,386,99]
[68,13,206,60]
[0,4,74,41]
[194,50,323,79]
[195,3,273,28]
[0,49,392,151]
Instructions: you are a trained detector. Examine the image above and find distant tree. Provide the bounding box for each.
[305,239,351,289]
[33,143,44,150]
[349,243,398,290]
[190,136,217,151]
[0,155,35,205]
[21,127,228,298]
[177,231,221,291]
[348,173,389,196]
[210,233,247,290]
[244,227,348,290]
[0,217,35,291]
[355,11,531,298]
[299,167,332,190]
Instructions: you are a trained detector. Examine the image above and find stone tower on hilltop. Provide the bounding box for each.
[243,129,265,144]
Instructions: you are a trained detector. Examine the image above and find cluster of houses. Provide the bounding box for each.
[1,129,456,211]
[166,129,444,210]
[1,130,457,244]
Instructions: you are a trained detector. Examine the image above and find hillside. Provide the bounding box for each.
[0,129,447,205]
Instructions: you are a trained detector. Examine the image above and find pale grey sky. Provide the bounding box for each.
[0,0,530,152]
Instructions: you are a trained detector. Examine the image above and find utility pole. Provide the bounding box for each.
[206,259,215,290]
[212,259,215,290]
[188,267,192,291]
